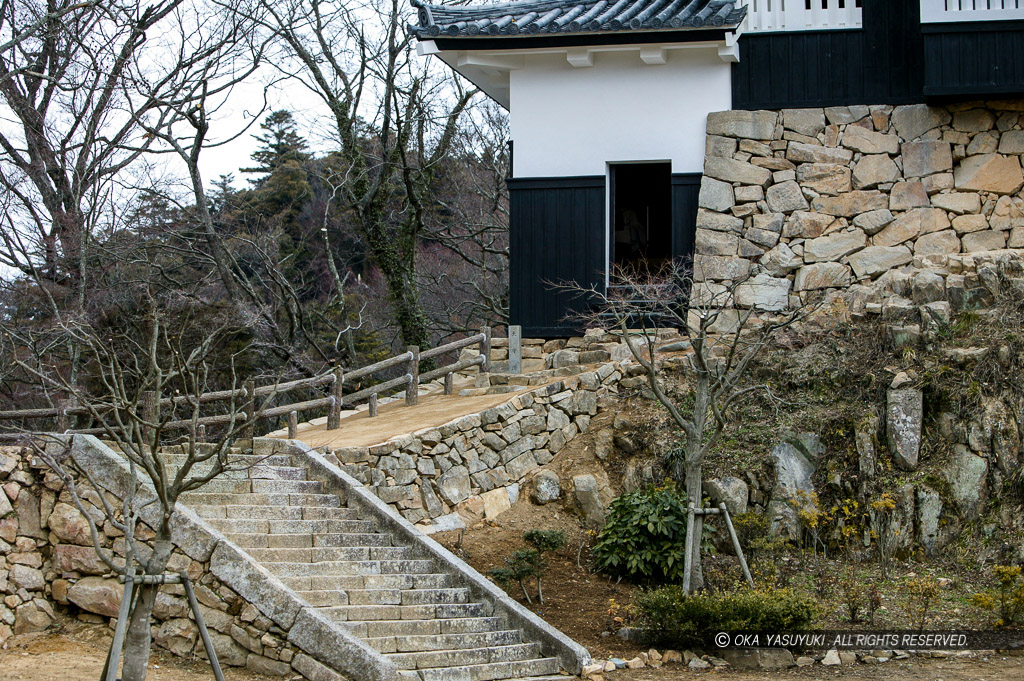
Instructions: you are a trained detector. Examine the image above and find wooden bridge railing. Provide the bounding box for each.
[0,327,497,437]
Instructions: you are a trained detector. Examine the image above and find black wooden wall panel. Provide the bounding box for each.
[923,22,1024,97]
[670,174,701,264]
[732,0,924,110]
[508,177,605,337]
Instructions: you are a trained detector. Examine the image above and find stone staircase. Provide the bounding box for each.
[172,444,570,681]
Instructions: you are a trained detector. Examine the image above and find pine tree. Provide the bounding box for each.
[242,110,309,181]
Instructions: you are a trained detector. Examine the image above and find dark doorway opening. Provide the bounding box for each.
[610,162,672,273]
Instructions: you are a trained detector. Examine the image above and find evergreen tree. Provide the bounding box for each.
[242,110,309,181]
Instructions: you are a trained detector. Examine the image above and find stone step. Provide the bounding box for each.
[387,643,541,670]
[248,546,411,563]
[192,505,361,521]
[251,479,324,494]
[296,590,353,607]
[319,602,486,623]
[415,657,560,681]
[312,532,392,547]
[279,573,453,591]
[330,587,470,607]
[262,557,431,577]
[203,518,375,535]
[180,492,340,507]
[161,463,309,481]
[340,617,506,639]
[160,454,299,468]
[365,630,522,654]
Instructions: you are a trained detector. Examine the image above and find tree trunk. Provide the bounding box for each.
[685,458,704,591]
[120,537,174,681]
[121,583,158,681]
[381,260,429,350]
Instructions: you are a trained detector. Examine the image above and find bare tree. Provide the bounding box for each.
[572,261,817,590]
[245,0,477,349]
[3,306,274,681]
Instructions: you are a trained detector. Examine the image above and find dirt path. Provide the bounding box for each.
[0,623,276,681]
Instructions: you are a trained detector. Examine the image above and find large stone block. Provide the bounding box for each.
[436,465,471,505]
[67,577,122,617]
[786,142,853,165]
[695,229,738,256]
[573,474,605,529]
[887,388,923,471]
[783,211,834,239]
[853,154,900,189]
[953,108,995,133]
[783,108,826,137]
[944,445,988,521]
[759,243,803,276]
[853,209,894,235]
[765,180,809,213]
[696,208,744,233]
[796,163,851,195]
[889,181,930,211]
[901,141,953,178]
[873,208,949,247]
[962,230,1007,252]
[811,191,889,217]
[998,130,1024,154]
[694,254,751,282]
[706,110,778,140]
[734,273,791,311]
[704,156,772,187]
[698,176,735,212]
[951,214,989,235]
[914,230,961,256]
[931,192,981,215]
[842,125,900,155]
[891,104,951,141]
[794,262,852,290]
[954,153,1024,194]
[990,195,1024,231]
[847,246,913,278]
[802,231,867,263]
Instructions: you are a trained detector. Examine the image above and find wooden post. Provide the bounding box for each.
[406,346,419,406]
[368,393,378,418]
[181,573,226,681]
[56,397,76,432]
[327,365,343,430]
[197,424,206,443]
[682,504,696,594]
[240,379,256,441]
[480,326,492,373]
[101,566,135,681]
[444,372,454,395]
[142,390,159,446]
[508,325,522,375]
[721,503,755,588]
[287,411,298,439]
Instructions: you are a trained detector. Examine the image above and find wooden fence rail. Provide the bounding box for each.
[0,327,496,435]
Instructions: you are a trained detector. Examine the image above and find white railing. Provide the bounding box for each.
[741,0,863,33]
[920,0,1024,23]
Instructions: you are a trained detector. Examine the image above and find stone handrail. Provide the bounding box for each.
[292,438,593,676]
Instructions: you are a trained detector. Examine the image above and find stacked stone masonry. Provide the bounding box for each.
[323,363,627,531]
[696,101,1024,315]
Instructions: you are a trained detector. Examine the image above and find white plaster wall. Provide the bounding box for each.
[509,47,732,178]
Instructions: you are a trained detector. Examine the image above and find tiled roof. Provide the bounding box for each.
[410,0,746,39]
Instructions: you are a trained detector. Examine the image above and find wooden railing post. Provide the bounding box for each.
[444,372,454,395]
[328,365,343,430]
[240,380,256,441]
[480,326,491,373]
[56,396,77,432]
[508,325,522,375]
[407,346,419,406]
[142,390,159,445]
[368,393,378,418]
[287,411,298,439]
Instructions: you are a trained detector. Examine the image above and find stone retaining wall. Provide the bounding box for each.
[0,437,374,681]
[323,361,628,532]
[695,101,1024,316]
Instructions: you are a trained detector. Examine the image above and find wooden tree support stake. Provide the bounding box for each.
[101,570,224,681]
[681,504,755,594]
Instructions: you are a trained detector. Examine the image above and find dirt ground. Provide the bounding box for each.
[0,619,277,681]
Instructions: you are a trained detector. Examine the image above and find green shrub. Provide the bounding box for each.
[972,565,1024,627]
[635,586,818,648]
[591,483,690,582]
[489,530,567,604]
